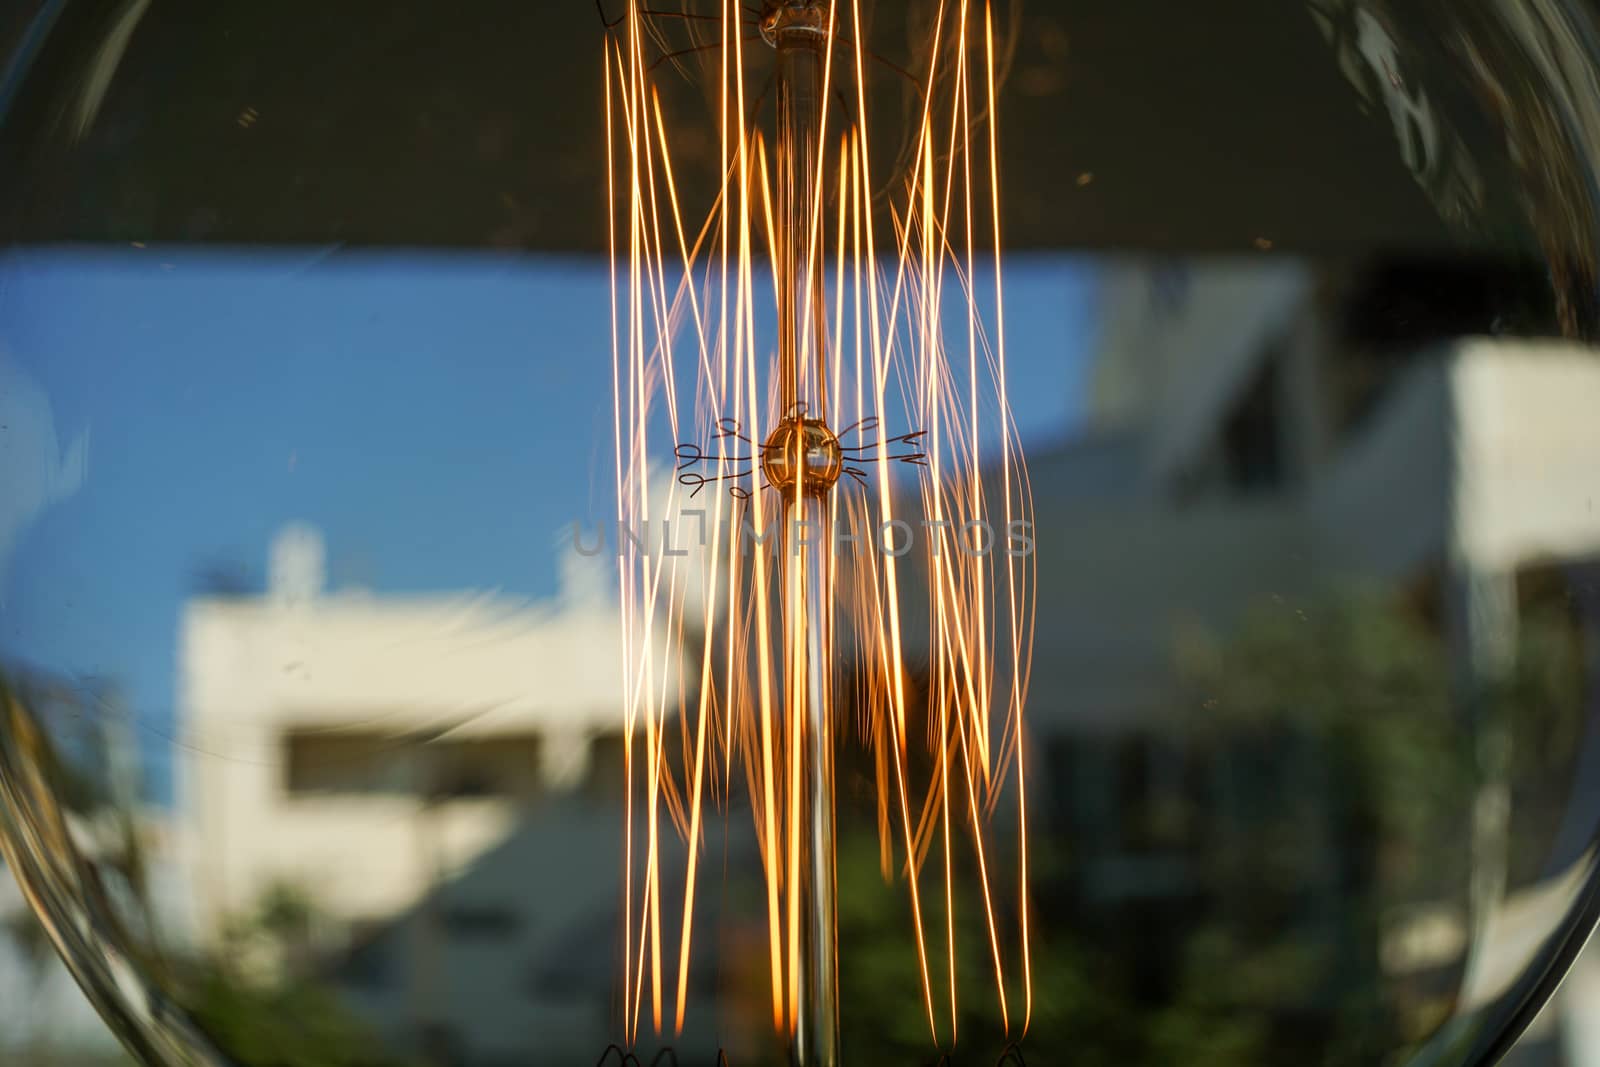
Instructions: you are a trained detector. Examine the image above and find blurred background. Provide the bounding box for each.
[4,0,1600,1065]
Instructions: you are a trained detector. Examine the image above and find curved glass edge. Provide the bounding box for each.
[0,677,234,1067]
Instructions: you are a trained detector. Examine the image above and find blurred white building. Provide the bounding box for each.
[1031,260,1600,735]
[1027,257,1600,1066]
[177,527,676,1063]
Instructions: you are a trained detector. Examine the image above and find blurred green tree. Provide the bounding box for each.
[1170,584,1584,1065]
[179,883,419,1067]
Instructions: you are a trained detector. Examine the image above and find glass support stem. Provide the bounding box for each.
[776,21,840,1067]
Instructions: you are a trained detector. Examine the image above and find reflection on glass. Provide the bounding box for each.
[1,246,1598,1065]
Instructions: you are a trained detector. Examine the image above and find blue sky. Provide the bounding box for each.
[0,246,1096,803]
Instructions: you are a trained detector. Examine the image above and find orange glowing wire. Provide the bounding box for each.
[603,0,1035,1051]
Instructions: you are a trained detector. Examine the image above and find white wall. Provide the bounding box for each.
[177,535,668,936]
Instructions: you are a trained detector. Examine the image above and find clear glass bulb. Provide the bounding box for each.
[2,2,1600,1066]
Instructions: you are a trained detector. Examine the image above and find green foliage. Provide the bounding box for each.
[1169,589,1470,1062]
[833,831,1144,1065]
[1493,601,1586,883]
[1177,588,1469,858]
[256,883,318,941]
[179,885,417,1067]
[185,965,402,1067]
[1158,585,1589,1064]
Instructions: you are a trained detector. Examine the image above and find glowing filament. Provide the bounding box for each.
[602,0,1035,1053]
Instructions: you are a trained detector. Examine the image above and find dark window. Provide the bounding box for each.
[431,738,543,801]
[526,920,613,1001]
[584,731,628,802]
[1221,353,1284,493]
[442,903,522,939]
[1044,734,1077,830]
[1113,734,1157,852]
[283,730,543,799]
[283,731,413,796]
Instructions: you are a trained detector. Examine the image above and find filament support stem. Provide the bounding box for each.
[773,7,841,1064]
